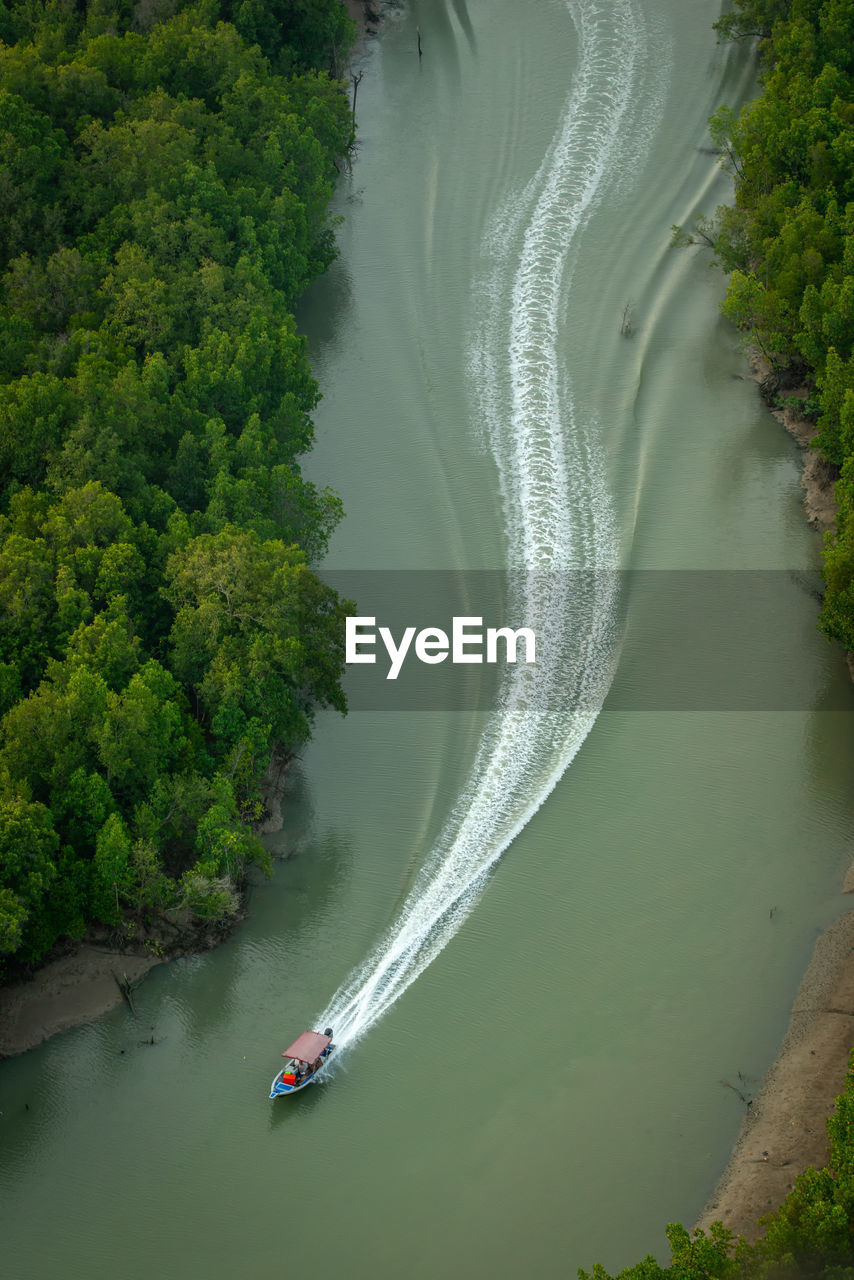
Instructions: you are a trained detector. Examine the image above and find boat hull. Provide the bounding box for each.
[269,1046,334,1099]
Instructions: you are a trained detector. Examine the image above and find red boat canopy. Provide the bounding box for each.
[282,1030,331,1063]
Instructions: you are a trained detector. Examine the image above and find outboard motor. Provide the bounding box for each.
[324,1026,334,1039]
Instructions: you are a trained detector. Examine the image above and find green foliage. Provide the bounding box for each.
[165,526,347,755]
[713,1,792,50]
[227,0,355,77]
[697,0,854,662]
[0,796,59,958]
[0,0,354,967]
[721,269,796,364]
[180,869,240,920]
[91,812,133,924]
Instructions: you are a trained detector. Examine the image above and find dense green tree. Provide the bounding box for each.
[713,0,793,46]
[226,0,354,75]
[165,526,347,755]
[0,796,59,958]
[0,89,69,267]
[90,811,133,924]
[0,0,355,969]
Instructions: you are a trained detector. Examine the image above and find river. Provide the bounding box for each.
[2,2,854,1277]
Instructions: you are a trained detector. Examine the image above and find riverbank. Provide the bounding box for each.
[697,908,854,1242]
[695,356,852,1242]
[0,757,292,1059]
[0,904,247,1058]
[679,0,854,1254]
[749,352,838,537]
[0,947,161,1058]
[345,0,397,48]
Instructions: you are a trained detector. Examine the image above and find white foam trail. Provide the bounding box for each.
[318,0,652,1048]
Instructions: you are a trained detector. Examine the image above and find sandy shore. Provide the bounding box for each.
[697,909,854,1240]
[0,947,161,1058]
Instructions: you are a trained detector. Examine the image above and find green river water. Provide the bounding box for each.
[3,2,854,1277]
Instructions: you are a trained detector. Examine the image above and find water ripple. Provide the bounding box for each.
[319,0,664,1048]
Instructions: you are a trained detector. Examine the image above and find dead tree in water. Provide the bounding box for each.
[113,971,140,1014]
[351,69,363,121]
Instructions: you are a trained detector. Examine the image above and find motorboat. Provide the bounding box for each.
[269,1027,334,1098]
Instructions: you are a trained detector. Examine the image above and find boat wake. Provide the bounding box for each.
[318,0,657,1049]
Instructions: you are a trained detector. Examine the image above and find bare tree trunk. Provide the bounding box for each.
[351,69,363,120]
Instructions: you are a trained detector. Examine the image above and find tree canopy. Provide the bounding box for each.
[0,0,355,967]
